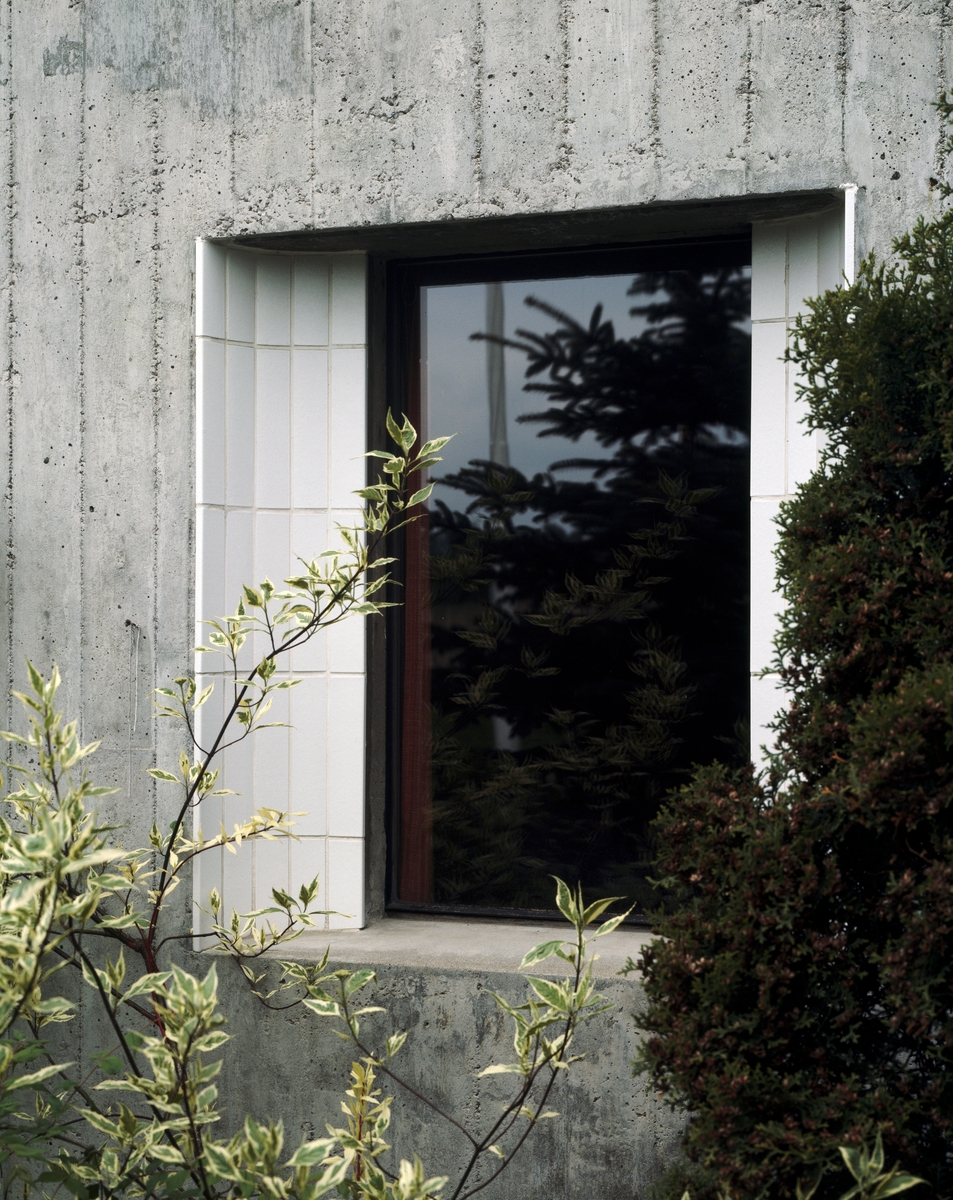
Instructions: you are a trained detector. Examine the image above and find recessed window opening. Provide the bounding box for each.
[387,239,751,919]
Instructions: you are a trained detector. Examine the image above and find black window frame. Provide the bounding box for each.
[381,233,752,926]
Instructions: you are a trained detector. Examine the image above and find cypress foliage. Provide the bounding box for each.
[636,206,953,1198]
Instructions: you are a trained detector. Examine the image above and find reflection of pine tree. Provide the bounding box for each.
[427,268,750,908]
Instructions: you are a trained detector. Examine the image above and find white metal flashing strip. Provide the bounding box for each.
[842,184,858,285]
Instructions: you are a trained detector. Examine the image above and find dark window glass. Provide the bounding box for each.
[388,241,751,917]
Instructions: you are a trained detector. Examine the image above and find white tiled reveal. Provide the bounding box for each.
[195,243,367,934]
[195,200,852,926]
[749,194,852,764]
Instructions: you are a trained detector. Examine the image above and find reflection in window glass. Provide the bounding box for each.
[396,259,751,914]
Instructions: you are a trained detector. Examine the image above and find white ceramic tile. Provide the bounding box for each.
[252,687,291,816]
[193,674,225,770]
[327,674,365,837]
[818,207,844,294]
[197,734,226,828]
[294,257,330,346]
[289,511,326,556]
[290,837,327,920]
[196,339,225,505]
[196,797,230,859]
[225,509,256,673]
[196,240,226,340]
[750,322,787,497]
[328,613,365,674]
[326,838,365,929]
[292,348,329,508]
[198,712,231,805]
[254,834,291,911]
[325,511,365,623]
[223,732,255,824]
[290,675,328,836]
[253,510,291,662]
[289,511,330,673]
[290,510,330,565]
[193,794,224,868]
[329,509,363,542]
[330,507,363,524]
[254,510,292,589]
[224,508,254,610]
[786,357,820,491]
[330,256,367,346]
[788,428,821,496]
[225,343,255,508]
[751,223,787,322]
[196,506,226,633]
[787,218,819,318]
[195,670,227,752]
[750,672,786,769]
[750,498,784,674]
[222,836,254,919]
[192,840,222,938]
[193,682,226,851]
[199,250,370,931]
[326,511,364,587]
[256,348,292,509]
[227,251,256,344]
[257,256,293,346]
[291,625,328,674]
[329,348,367,507]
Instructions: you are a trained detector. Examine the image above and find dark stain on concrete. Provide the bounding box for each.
[43,37,84,77]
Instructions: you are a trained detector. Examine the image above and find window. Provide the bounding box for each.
[386,239,752,918]
[195,200,847,934]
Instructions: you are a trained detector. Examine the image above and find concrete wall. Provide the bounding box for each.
[5,0,946,822]
[199,921,680,1200]
[3,2,950,1196]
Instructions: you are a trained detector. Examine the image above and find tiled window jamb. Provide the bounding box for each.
[194,242,368,934]
[749,189,854,766]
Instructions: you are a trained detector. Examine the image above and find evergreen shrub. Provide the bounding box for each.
[635,202,953,1198]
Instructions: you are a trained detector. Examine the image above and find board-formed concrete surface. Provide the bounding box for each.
[4,3,950,1194]
[4,2,945,783]
[206,918,679,1200]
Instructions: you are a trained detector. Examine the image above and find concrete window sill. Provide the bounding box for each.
[272,914,654,979]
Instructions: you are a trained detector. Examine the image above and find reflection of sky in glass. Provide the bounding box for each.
[423,274,645,489]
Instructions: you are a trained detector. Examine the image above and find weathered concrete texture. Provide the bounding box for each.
[0,0,946,835]
[1,3,951,1195]
[1,0,947,755]
[200,944,682,1200]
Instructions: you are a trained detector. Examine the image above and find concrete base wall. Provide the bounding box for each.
[199,919,684,1200]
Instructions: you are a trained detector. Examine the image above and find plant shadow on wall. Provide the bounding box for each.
[422,266,751,911]
[0,417,631,1200]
